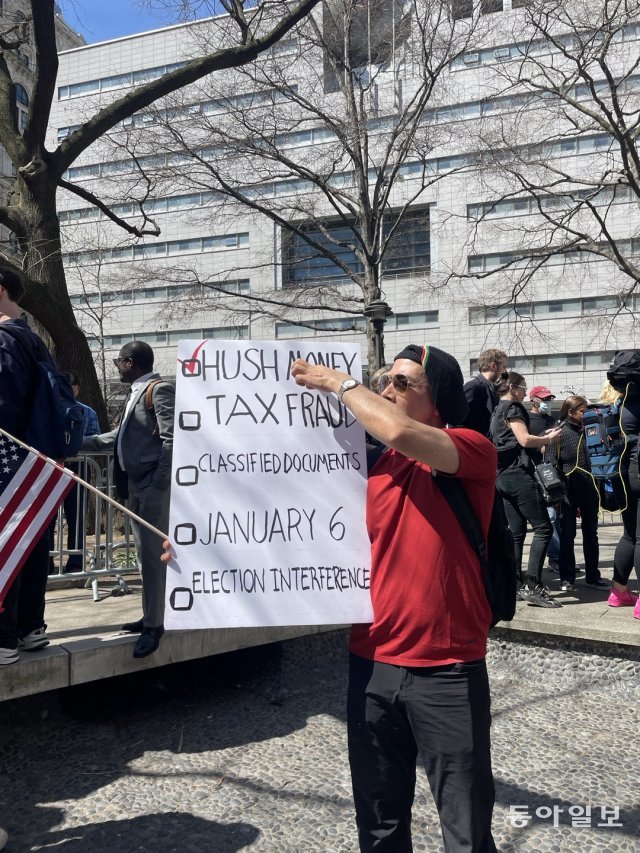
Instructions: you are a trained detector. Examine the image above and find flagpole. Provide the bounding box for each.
[0,426,169,541]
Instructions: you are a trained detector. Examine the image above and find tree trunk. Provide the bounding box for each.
[18,185,109,429]
[363,270,383,372]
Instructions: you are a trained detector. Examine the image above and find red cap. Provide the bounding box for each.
[529,385,555,400]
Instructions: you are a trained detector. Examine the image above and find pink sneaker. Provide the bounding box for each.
[608,587,638,607]
[634,600,640,621]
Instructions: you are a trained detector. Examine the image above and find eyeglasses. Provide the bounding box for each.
[512,384,527,392]
[378,373,428,393]
[112,356,132,367]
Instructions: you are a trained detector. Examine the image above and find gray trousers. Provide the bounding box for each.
[127,481,170,628]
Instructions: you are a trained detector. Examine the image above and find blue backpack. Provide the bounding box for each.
[581,404,626,511]
[1,324,85,458]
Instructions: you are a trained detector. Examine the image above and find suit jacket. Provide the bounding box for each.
[462,374,499,437]
[83,374,174,500]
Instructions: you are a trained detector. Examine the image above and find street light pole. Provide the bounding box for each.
[364,299,394,371]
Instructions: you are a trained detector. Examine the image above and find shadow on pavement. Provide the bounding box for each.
[29,813,259,852]
[0,633,349,851]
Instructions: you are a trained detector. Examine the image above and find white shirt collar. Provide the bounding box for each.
[130,371,155,393]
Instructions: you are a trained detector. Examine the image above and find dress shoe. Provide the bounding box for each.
[122,618,144,633]
[133,626,164,659]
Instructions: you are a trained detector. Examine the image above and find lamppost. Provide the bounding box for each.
[364,298,393,371]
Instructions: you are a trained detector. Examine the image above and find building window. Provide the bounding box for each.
[58,62,187,100]
[283,222,364,285]
[474,351,615,374]
[468,296,621,324]
[282,209,430,287]
[481,0,503,12]
[15,82,28,132]
[64,233,250,266]
[391,310,439,328]
[275,317,367,338]
[323,0,411,93]
[452,0,474,19]
[382,210,431,276]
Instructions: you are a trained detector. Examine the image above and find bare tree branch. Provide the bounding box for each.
[58,178,161,236]
[52,0,323,175]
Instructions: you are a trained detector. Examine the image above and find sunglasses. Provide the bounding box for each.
[378,373,428,393]
[112,356,132,367]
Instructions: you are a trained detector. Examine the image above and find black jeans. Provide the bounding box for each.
[559,475,601,584]
[0,532,49,649]
[613,479,640,587]
[496,467,552,586]
[347,654,496,853]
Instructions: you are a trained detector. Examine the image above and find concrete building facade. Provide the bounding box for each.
[48,1,640,400]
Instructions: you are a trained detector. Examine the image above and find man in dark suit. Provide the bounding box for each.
[463,348,508,437]
[83,341,174,658]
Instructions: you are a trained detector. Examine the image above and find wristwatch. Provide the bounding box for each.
[337,378,360,402]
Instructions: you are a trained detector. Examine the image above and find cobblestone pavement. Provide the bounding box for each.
[0,630,638,852]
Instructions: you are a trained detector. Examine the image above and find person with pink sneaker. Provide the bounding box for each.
[604,362,640,619]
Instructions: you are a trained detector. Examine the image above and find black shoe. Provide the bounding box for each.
[526,584,562,609]
[133,627,164,659]
[122,618,144,633]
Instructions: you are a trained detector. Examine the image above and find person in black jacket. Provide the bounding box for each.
[491,372,562,607]
[0,269,55,664]
[607,383,640,615]
[529,385,561,572]
[463,348,508,436]
[551,396,609,592]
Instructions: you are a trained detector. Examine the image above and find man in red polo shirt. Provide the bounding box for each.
[291,344,498,853]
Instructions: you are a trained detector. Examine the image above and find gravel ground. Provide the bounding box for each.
[0,630,638,852]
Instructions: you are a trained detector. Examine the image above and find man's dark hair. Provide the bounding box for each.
[0,268,25,304]
[477,348,507,373]
[122,340,154,372]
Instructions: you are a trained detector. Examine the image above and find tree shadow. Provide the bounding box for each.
[0,631,349,851]
[28,812,259,852]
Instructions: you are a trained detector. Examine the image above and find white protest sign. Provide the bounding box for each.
[165,340,373,629]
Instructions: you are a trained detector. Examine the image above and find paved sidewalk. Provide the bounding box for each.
[1,523,639,703]
[0,630,638,852]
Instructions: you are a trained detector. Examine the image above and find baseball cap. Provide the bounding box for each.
[529,385,555,400]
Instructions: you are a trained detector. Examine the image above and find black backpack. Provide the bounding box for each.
[607,350,640,394]
[435,477,518,627]
[367,443,518,627]
[0,324,84,458]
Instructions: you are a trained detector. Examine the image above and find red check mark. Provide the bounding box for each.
[178,339,208,374]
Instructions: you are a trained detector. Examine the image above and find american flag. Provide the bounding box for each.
[0,433,75,609]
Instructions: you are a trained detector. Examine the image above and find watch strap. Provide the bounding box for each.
[337,378,360,402]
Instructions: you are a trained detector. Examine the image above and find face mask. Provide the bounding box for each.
[538,401,550,414]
